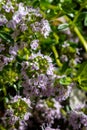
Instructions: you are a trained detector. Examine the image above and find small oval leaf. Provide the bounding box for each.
[58,23,69,30]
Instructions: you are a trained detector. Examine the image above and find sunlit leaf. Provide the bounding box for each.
[59,77,72,85]
[58,23,69,30]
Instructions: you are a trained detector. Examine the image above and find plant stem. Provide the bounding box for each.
[74,26,87,52]
[72,0,87,24]
[3,86,7,96]
[72,6,83,25]
[51,45,62,67]
[65,16,87,52]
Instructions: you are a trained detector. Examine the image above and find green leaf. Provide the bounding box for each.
[61,1,76,14]
[79,80,87,91]
[46,100,54,108]
[0,125,6,130]
[58,23,69,30]
[77,61,87,91]
[0,31,14,43]
[46,0,53,3]
[59,77,72,85]
[78,12,87,21]
[84,14,87,26]
[40,37,54,45]
[40,0,58,10]
[77,61,87,78]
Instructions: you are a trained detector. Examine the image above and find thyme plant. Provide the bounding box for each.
[0,0,87,130]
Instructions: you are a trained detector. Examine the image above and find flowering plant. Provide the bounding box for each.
[0,0,87,130]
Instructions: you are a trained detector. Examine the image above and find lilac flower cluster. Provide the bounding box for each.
[3,0,14,13]
[21,51,56,98]
[31,19,51,38]
[44,127,60,130]
[21,50,72,101]
[1,96,32,130]
[68,110,87,130]
[35,98,62,125]
[0,1,87,130]
[61,40,83,67]
[0,0,51,71]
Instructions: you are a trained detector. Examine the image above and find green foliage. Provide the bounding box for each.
[17,47,30,61]
[0,68,18,86]
[59,77,72,85]
[77,61,87,91]
[0,31,14,43]
[0,0,87,129]
[8,99,29,118]
[84,14,87,26]
[0,125,6,130]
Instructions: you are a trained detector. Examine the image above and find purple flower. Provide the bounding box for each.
[0,44,5,52]
[60,55,68,62]
[7,20,17,29]
[27,7,42,17]
[31,19,51,38]
[0,14,8,26]
[81,113,87,127]
[31,62,39,70]
[54,83,73,102]
[38,74,48,89]
[40,19,51,38]
[2,109,18,127]
[29,51,43,59]
[20,23,28,31]
[1,95,32,129]
[24,112,31,121]
[47,63,54,76]
[31,21,41,32]
[13,13,23,24]
[13,3,28,24]
[0,55,14,71]
[3,1,14,12]
[19,120,28,130]
[9,45,18,56]
[30,40,39,50]
[68,111,81,130]
[44,127,60,130]
[62,41,69,48]
[35,99,62,125]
